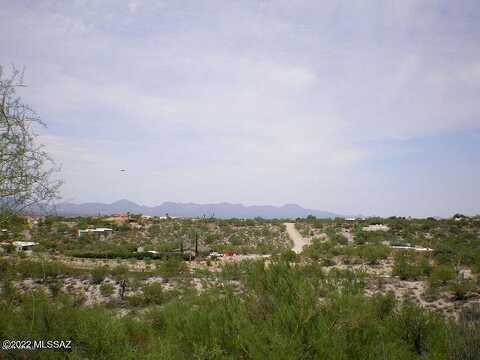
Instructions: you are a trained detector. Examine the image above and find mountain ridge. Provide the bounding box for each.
[49,200,342,219]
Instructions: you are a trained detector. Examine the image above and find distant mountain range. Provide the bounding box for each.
[47,200,342,219]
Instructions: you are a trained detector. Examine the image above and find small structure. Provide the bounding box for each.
[362,224,390,232]
[137,247,158,255]
[78,228,113,239]
[12,241,38,253]
[391,245,433,252]
[25,215,45,226]
[129,222,143,230]
[103,213,129,224]
[183,250,196,261]
[209,252,224,258]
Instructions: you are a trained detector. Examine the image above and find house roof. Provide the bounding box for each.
[79,228,113,233]
[12,241,38,247]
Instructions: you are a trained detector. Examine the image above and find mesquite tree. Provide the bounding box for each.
[0,66,62,216]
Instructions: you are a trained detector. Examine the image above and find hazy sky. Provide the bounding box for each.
[1,0,479,217]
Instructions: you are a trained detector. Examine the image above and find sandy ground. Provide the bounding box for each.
[284,222,309,253]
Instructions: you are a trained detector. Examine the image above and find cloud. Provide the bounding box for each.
[1,0,480,216]
[128,2,138,14]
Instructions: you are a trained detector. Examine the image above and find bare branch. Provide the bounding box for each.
[0,65,62,215]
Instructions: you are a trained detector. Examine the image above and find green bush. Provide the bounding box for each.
[158,257,188,278]
[357,244,390,265]
[100,283,115,297]
[91,266,108,284]
[143,282,165,305]
[0,257,477,358]
[126,294,145,307]
[279,249,298,263]
[392,302,442,356]
[449,279,475,300]
[428,265,456,288]
[393,254,422,280]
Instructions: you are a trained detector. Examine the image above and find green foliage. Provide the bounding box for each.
[157,257,188,278]
[143,282,165,305]
[0,260,476,359]
[393,253,430,281]
[4,215,480,358]
[4,259,77,280]
[428,265,456,288]
[357,244,390,265]
[91,266,108,284]
[392,302,443,356]
[279,249,298,263]
[447,305,480,358]
[449,279,475,301]
[100,283,115,297]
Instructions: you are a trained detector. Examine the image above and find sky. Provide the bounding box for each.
[1,0,479,217]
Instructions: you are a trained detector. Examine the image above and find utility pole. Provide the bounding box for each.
[195,232,198,257]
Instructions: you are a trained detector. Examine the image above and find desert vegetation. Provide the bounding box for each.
[1,214,480,358]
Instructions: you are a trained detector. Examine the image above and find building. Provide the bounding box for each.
[391,245,433,252]
[103,213,129,224]
[12,241,38,253]
[362,224,390,232]
[78,228,113,239]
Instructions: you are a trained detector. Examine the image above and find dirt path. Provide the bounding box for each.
[284,223,309,254]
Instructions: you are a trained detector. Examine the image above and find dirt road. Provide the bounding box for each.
[284,223,309,254]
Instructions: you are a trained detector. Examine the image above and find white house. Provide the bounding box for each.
[12,241,38,252]
[362,224,390,232]
[78,228,113,239]
[391,245,433,252]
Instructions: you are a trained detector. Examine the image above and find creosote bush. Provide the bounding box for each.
[0,258,479,359]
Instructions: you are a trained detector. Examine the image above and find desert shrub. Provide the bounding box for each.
[73,290,87,306]
[220,260,252,281]
[13,259,76,279]
[229,233,244,246]
[143,282,165,305]
[302,238,334,260]
[393,254,422,280]
[320,257,336,267]
[0,258,10,274]
[91,266,108,284]
[423,286,441,303]
[0,277,19,303]
[419,257,433,276]
[0,255,475,359]
[446,304,480,359]
[126,294,145,307]
[372,292,396,320]
[111,265,129,279]
[428,265,456,288]
[48,280,63,297]
[335,233,349,245]
[391,302,443,356]
[357,244,390,265]
[158,257,188,279]
[100,283,115,297]
[280,249,298,263]
[449,279,475,301]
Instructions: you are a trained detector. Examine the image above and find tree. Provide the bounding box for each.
[0,66,61,217]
